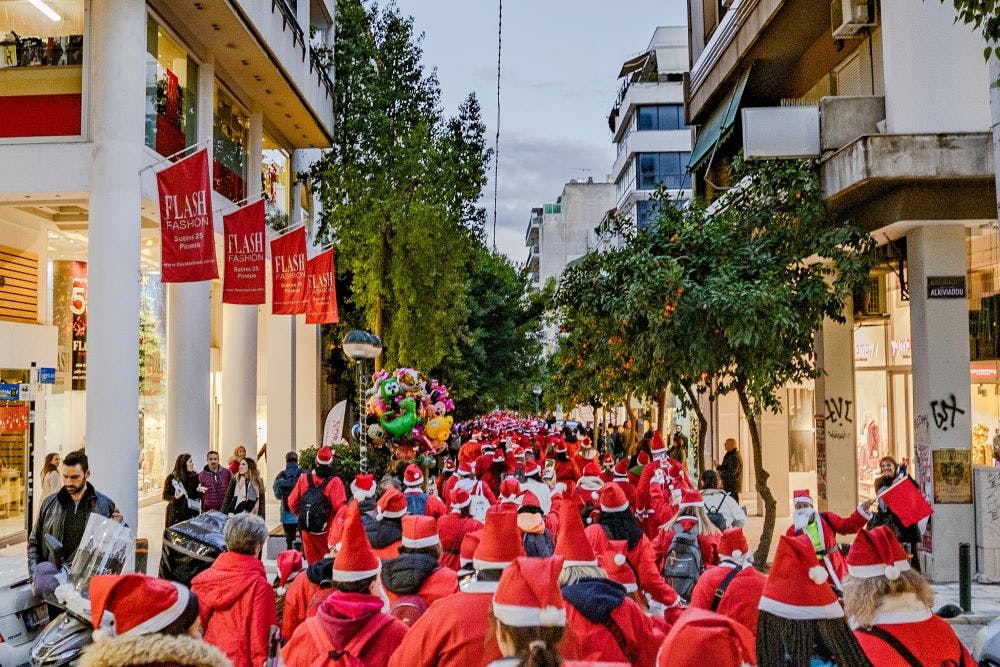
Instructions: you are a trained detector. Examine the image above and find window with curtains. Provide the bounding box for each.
[145,16,198,158]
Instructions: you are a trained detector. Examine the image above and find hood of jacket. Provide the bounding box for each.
[380,553,439,595]
[192,551,266,611]
[315,591,385,650]
[79,633,231,667]
[306,557,334,586]
[365,518,402,549]
[561,577,627,625]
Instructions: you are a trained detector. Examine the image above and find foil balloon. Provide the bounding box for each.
[425,415,453,442]
[381,396,419,438]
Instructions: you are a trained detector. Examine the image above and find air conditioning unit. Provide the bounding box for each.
[854,274,888,321]
[831,0,876,39]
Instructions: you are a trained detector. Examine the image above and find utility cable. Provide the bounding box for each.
[492,0,502,253]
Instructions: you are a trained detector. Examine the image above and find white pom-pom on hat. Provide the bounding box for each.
[884,565,900,581]
[730,549,743,559]
[614,553,627,566]
[808,565,829,584]
[276,586,286,596]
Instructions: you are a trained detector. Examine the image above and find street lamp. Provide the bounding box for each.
[343,330,382,472]
[532,384,542,416]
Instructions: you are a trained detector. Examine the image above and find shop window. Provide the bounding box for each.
[0,0,85,138]
[214,85,249,202]
[145,17,198,158]
[0,368,29,540]
[138,272,167,497]
[262,133,291,229]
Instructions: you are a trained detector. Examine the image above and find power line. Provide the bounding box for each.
[492,0,502,253]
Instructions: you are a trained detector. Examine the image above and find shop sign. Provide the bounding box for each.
[854,342,877,362]
[222,199,266,305]
[270,226,307,314]
[927,276,966,299]
[70,261,87,391]
[305,248,339,324]
[890,338,911,359]
[0,405,29,433]
[156,148,219,283]
[38,367,55,384]
[0,383,20,400]
[970,361,998,380]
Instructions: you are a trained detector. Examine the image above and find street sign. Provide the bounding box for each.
[0,383,19,400]
[38,367,56,384]
[927,276,966,299]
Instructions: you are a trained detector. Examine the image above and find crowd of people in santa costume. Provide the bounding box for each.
[74,416,973,667]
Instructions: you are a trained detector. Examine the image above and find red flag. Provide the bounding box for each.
[270,226,307,314]
[156,149,219,282]
[305,248,339,324]
[880,476,933,527]
[222,199,266,304]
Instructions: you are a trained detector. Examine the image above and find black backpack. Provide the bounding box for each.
[298,474,333,533]
[662,521,703,602]
[706,493,730,531]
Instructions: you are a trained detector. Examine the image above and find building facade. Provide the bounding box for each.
[686,0,994,580]
[609,26,693,229]
[0,0,335,543]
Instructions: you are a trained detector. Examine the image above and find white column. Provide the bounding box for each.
[218,111,262,456]
[86,0,146,528]
[814,299,859,516]
[907,224,974,582]
[295,318,320,450]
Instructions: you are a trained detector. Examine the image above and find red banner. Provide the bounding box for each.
[0,405,29,434]
[270,226,307,314]
[881,476,934,528]
[156,149,219,282]
[222,199,266,304]
[305,248,339,324]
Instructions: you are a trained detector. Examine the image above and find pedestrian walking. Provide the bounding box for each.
[281,503,408,667]
[27,450,123,576]
[80,574,228,667]
[365,487,406,560]
[786,489,871,593]
[700,469,747,529]
[688,527,766,640]
[39,452,61,500]
[287,445,347,565]
[436,487,483,570]
[401,464,448,517]
[381,515,458,622]
[191,512,277,667]
[718,438,743,502]
[273,451,303,550]
[220,456,265,520]
[162,454,205,529]
[197,451,231,513]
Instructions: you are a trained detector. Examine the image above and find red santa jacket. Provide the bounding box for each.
[651,526,721,569]
[458,441,481,465]
[785,508,868,582]
[560,578,664,667]
[613,480,637,509]
[585,523,678,607]
[442,474,459,505]
[555,458,582,493]
[436,513,483,570]
[280,563,337,641]
[387,583,503,667]
[435,472,453,499]
[853,595,974,667]
[287,471,347,564]
[688,563,766,639]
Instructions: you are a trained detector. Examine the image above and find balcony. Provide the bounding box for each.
[525,212,541,247]
[611,129,693,183]
[526,245,540,272]
[610,82,685,142]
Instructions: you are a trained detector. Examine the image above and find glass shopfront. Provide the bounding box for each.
[214,84,249,202]
[0,0,85,138]
[0,369,29,540]
[262,133,291,229]
[145,16,199,158]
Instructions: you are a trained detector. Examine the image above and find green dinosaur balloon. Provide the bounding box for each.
[381,396,419,438]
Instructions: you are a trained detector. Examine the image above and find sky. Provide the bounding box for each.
[392,0,689,263]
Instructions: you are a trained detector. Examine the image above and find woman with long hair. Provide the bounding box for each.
[487,557,566,667]
[40,452,61,500]
[221,456,265,520]
[867,456,923,571]
[228,444,247,475]
[163,454,206,528]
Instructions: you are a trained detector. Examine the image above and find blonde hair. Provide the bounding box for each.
[661,505,722,536]
[843,569,934,628]
[558,565,607,587]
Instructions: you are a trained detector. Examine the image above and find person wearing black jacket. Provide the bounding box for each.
[718,438,743,502]
[867,457,922,571]
[163,454,205,529]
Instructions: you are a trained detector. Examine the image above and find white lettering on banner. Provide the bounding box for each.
[891,338,911,358]
[226,232,264,255]
[854,343,876,361]
[308,272,335,289]
[163,191,208,221]
[274,255,305,274]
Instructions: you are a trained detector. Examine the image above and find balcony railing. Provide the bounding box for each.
[270,0,335,102]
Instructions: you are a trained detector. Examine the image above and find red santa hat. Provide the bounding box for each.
[457,460,475,477]
[315,446,334,466]
[650,432,667,457]
[792,489,814,507]
[657,608,757,667]
[513,446,526,460]
[474,508,525,570]
[758,534,843,620]
[602,452,614,466]
[450,487,472,511]
[332,502,381,582]
[403,464,425,487]
[499,477,524,507]
[599,541,637,592]
[613,459,630,480]
[442,458,456,473]
[637,451,650,466]
[88,574,193,637]
[599,482,629,513]
[481,442,496,453]
[460,529,483,569]
[580,462,602,479]
[523,460,542,478]
[519,491,541,510]
[556,496,598,567]
[275,549,303,595]
[679,488,705,510]
[555,441,568,454]
[493,450,507,463]
[402,514,440,549]
[492,556,567,627]
[719,527,750,562]
[376,487,408,519]
[580,445,597,460]
[847,526,911,580]
[350,473,376,501]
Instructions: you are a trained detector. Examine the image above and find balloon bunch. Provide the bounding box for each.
[364,367,455,453]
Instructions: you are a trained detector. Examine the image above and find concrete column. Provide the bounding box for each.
[295,317,320,449]
[814,298,860,516]
[760,402,791,518]
[86,0,146,528]
[907,224,974,582]
[218,111,262,456]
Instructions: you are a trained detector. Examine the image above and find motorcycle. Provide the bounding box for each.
[976,618,1000,666]
[0,555,50,667]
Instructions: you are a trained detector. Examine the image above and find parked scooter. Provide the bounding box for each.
[976,618,1000,666]
[0,555,49,667]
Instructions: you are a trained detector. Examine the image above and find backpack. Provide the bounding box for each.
[706,493,730,531]
[276,470,299,512]
[405,493,428,516]
[299,475,334,533]
[388,594,429,626]
[302,613,395,667]
[662,521,703,602]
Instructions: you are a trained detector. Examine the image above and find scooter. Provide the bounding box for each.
[976,617,1000,666]
[0,555,49,667]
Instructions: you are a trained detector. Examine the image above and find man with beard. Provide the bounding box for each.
[28,450,123,574]
[785,489,871,595]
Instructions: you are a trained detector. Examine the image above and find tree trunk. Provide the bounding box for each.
[625,390,638,426]
[736,381,777,570]
[682,382,709,477]
[656,389,667,434]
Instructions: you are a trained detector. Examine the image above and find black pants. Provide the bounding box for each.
[282,523,298,551]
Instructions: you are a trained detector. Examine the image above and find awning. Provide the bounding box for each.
[688,67,752,172]
[618,50,653,78]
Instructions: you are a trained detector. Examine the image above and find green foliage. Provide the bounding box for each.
[298,441,392,487]
[942,0,1000,79]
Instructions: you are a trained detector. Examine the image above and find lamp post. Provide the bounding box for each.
[532,384,542,416]
[343,330,382,473]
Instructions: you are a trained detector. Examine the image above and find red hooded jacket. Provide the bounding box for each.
[288,470,348,564]
[191,551,277,667]
[436,513,483,570]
